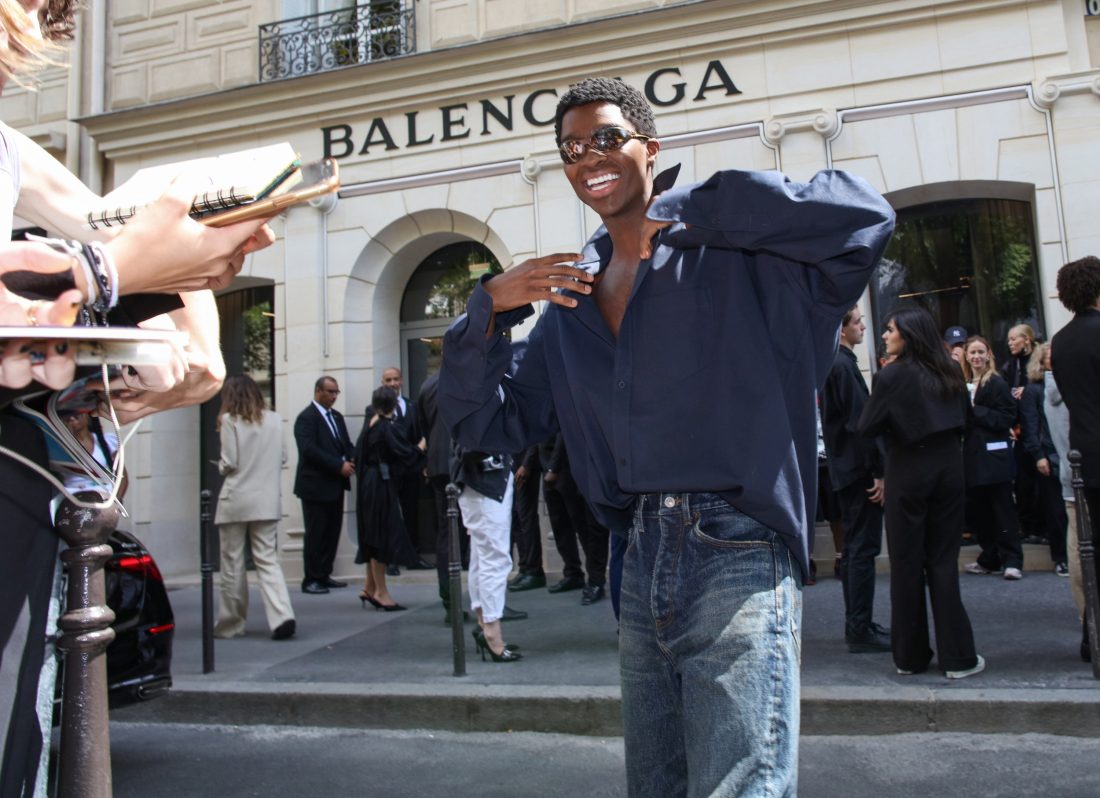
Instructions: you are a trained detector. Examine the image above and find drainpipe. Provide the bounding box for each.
[520,157,544,255]
[309,192,339,358]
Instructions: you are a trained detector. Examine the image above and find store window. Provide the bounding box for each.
[871,185,1043,367]
[399,241,502,399]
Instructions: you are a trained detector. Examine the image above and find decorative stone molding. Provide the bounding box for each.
[521,157,542,180]
[762,110,838,144]
[1033,70,1100,109]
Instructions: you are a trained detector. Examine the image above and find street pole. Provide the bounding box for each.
[1069,450,1100,678]
[200,489,215,674]
[446,483,466,676]
[54,495,119,798]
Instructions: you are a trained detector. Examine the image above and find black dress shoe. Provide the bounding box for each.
[500,605,528,622]
[301,581,329,595]
[385,564,400,577]
[847,625,891,653]
[547,576,585,593]
[508,573,547,592]
[324,577,348,588]
[271,619,296,640]
[406,559,434,571]
[581,584,605,605]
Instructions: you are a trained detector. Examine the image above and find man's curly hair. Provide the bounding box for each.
[1056,256,1100,315]
[554,77,657,145]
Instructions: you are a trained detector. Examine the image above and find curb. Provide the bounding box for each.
[114,681,1100,738]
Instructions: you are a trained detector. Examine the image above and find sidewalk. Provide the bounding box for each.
[115,563,1100,737]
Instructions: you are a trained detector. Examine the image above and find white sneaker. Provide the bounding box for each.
[1003,567,1023,580]
[945,654,986,679]
[964,562,999,575]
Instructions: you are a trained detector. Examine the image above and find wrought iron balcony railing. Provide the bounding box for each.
[259,2,415,82]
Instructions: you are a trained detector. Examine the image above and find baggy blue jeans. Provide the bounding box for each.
[619,494,802,798]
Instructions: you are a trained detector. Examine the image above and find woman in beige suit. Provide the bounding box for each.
[214,375,296,640]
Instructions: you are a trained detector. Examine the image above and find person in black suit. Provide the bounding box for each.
[1051,255,1100,659]
[859,306,984,679]
[539,433,610,604]
[379,366,431,575]
[821,305,889,653]
[417,369,469,618]
[294,375,355,594]
[961,335,1025,580]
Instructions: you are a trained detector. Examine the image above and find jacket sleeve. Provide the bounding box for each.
[858,369,896,439]
[647,169,896,317]
[217,416,238,476]
[294,411,345,476]
[1018,385,1046,460]
[439,280,560,455]
[972,378,1016,433]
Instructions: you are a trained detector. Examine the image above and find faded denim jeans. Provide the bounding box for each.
[620,494,802,798]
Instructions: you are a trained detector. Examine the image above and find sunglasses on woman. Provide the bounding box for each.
[559,125,652,164]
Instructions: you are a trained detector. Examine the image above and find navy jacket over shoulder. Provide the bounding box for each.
[438,167,895,578]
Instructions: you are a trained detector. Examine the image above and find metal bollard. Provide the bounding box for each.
[1069,450,1100,678]
[446,483,466,676]
[54,494,120,798]
[200,489,215,674]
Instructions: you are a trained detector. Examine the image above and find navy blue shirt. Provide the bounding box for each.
[439,167,895,577]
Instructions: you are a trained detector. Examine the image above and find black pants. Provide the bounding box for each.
[300,498,345,585]
[544,468,609,587]
[0,414,58,798]
[396,472,421,555]
[1036,469,1068,563]
[1013,443,1039,538]
[968,482,1024,571]
[430,475,468,602]
[837,475,883,634]
[885,434,978,673]
[511,467,544,576]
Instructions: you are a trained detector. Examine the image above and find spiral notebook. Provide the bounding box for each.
[86,142,302,229]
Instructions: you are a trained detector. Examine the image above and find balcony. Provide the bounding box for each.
[259,2,415,82]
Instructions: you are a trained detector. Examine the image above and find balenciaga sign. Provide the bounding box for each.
[320,60,741,159]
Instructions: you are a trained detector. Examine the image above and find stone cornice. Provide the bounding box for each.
[78,0,1043,160]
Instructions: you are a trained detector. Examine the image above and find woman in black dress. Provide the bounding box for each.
[858,307,984,679]
[354,386,423,611]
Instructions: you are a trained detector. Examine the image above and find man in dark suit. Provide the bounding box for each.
[821,305,890,653]
[1051,256,1100,660]
[294,375,355,594]
[379,367,431,574]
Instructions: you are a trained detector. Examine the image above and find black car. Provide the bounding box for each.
[56,528,174,709]
[103,528,174,706]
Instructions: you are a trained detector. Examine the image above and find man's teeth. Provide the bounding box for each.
[586,173,619,188]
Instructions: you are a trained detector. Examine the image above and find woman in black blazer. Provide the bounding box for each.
[859,307,983,679]
[961,335,1024,580]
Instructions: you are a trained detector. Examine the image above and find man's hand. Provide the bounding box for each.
[483,253,591,314]
[1036,457,1051,478]
[515,464,529,488]
[544,470,558,485]
[867,478,885,506]
[1011,386,1025,400]
[340,461,355,478]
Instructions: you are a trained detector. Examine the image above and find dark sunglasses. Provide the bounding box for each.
[559,126,651,164]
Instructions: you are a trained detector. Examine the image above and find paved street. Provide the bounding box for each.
[107,722,1100,797]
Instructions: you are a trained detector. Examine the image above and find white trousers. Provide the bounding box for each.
[458,475,513,624]
[215,520,296,636]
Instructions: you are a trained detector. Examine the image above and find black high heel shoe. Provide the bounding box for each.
[359,591,384,610]
[472,628,521,651]
[471,628,523,662]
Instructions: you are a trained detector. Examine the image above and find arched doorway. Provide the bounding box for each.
[399,241,502,400]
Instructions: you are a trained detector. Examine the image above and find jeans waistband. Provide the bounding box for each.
[637,492,733,516]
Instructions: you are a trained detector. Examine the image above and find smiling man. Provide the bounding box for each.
[439,77,895,797]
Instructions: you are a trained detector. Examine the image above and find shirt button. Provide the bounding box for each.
[663,496,676,508]
[617,381,626,389]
